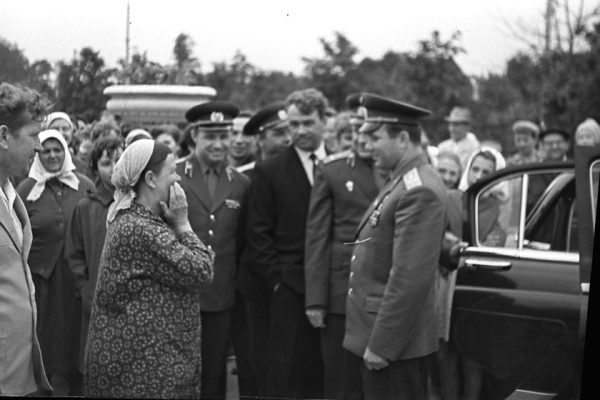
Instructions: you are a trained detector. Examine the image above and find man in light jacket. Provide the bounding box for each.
[0,82,52,396]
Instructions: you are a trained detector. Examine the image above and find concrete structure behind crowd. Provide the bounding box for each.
[103,85,216,127]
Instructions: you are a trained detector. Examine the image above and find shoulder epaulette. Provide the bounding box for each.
[323,150,353,165]
[237,161,255,173]
[403,168,423,190]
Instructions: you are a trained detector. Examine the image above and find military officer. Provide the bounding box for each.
[177,101,250,398]
[303,92,381,399]
[343,94,448,400]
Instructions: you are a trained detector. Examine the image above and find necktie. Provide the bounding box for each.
[206,168,217,198]
[309,153,318,185]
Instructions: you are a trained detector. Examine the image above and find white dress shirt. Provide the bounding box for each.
[1,179,23,247]
[294,142,327,186]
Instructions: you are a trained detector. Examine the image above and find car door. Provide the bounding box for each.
[451,154,598,399]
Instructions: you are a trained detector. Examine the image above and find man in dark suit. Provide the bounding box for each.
[176,101,250,398]
[343,94,448,399]
[246,88,329,398]
[235,101,290,396]
[304,93,382,399]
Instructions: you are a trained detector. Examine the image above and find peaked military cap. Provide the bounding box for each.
[357,93,431,133]
[243,101,288,136]
[346,93,365,127]
[185,101,239,130]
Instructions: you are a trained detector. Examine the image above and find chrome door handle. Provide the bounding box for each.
[581,283,590,294]
[463,259,512,271]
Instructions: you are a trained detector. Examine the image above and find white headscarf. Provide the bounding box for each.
[107,139,155,223]
[27,129,79,202]
[124,128,153,147]
[42,112,74,131]
[458,146,507,192]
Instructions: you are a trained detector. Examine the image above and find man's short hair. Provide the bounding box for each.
[0,82,50,132]
[90,119,120,142]
[284,88,329,119]
[89,135,123,176]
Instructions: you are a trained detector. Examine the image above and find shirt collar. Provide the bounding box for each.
[294,142,327,162]
[196,156,224,176]
[0,179,17,210]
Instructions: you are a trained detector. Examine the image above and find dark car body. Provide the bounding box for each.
[451,146,598,399]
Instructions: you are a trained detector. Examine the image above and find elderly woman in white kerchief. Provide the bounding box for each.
[16,129,95,396]
[85,139,214,399]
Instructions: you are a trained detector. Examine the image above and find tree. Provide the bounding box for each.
[303,32,360,109]
[116,51,168,84]
[25,59,55,100]
[55,47,114,121]
[0,38,30,83]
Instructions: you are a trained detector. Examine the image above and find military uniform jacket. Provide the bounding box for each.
[304,151,379,314]
[343,153,447,361]
[177,156,250,311]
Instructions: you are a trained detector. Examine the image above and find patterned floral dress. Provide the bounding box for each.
[84,203,214,398]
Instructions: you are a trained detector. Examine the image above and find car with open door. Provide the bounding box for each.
[451,145,598,399]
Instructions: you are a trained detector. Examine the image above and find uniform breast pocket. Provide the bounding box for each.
[365,295,382,314]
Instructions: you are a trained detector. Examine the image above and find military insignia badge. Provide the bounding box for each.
[403,168,423,190]
[210,111,224,122]
[345,180,354,192]
[184,160,193,178]
[369,210,380,228]
[225,199,241,209]
[277,109,287,120]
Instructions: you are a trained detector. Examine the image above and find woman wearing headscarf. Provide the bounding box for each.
[574,118,600,147]
[436,145,508,400]
[43,111,92,178]
[16,129,95,395]
[84,139,214,398]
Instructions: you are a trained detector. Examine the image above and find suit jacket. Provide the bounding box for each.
[177,156,250,311]
[304,151,379,314]
[247,146,316,293]
[343,153,447,361]
[0,188,51,395]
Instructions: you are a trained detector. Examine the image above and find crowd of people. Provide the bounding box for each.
[1,80,598,399]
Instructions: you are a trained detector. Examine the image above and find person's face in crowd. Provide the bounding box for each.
[49,118,74,146]
[576,129,600,147]
[193,128,230,166]
[323,118,339,154]
[1,112,43,178]
[78,139,93,163]
[514,132,536,157]
[97,148,123,191]
[542,133,569,161]
[467,154,495,187]
[287,105,326,152]
[151,153,180,205]
[437,156,461,189]
[229,131,256,161]
[365,126,403,170]
[39,138,65,173]
[448,121,470,142]
[156,133,180,155]
[337,129,354,153]
[354,128,374,160]
[259,127,291,159]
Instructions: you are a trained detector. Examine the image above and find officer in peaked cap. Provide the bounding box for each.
[304,92,383,399]
[242,101,291,162]
[343,93,448,399]
[177,100,251,398]
[345,93,365,134]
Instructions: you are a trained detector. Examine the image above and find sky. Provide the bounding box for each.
[0,0,580,77]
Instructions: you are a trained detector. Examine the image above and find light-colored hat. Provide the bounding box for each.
[512,120,540,138]
[575,118,600,144]
[444,107,472,123]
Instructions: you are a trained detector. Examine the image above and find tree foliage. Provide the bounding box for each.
[55,47,114,121]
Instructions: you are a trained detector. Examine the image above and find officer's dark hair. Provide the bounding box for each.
[0,83,50,133]
[385,124,422,144]
[285,88,329,120]
[134,142,172,192]
[89,136,124,177]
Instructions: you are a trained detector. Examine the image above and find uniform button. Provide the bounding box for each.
[351,255,356,262]
[348,288,353,295]
[210,214,215,222]
[208,229,214,236]
[350,272,354,279]
[207,245,212,250]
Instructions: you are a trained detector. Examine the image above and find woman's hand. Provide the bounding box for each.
[160,182,192,234]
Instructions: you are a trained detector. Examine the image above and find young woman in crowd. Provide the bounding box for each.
[65,136,123,378]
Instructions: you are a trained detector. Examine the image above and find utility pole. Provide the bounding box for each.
[125,0,131,66]
[544,0,554,53]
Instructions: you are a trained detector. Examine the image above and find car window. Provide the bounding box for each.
[476,176,520,248]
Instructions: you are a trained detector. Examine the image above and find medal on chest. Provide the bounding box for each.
[345,180,354,192]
